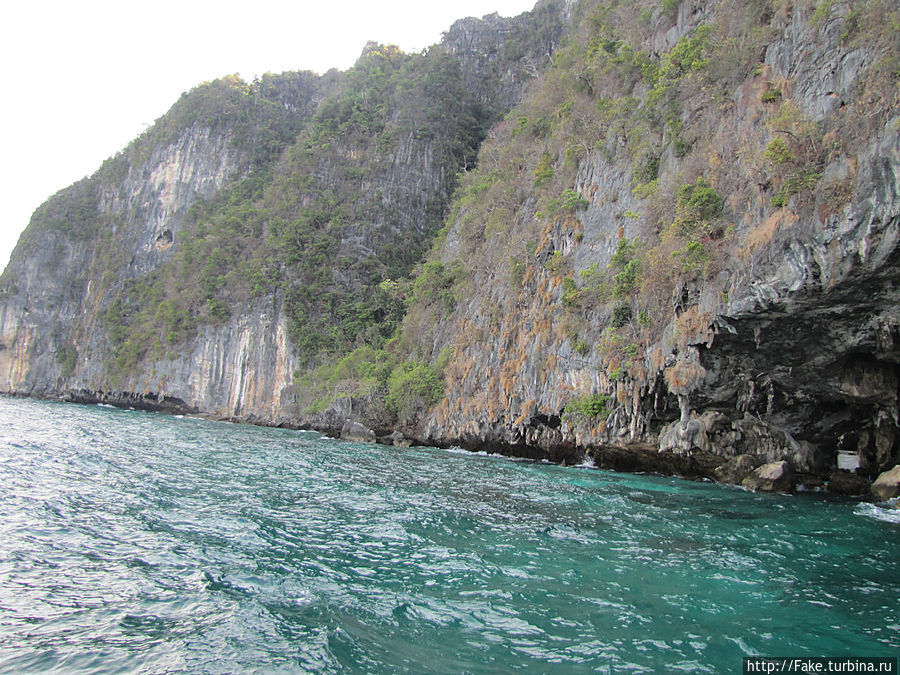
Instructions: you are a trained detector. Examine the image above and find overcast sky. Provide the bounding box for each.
[0,0,538,270]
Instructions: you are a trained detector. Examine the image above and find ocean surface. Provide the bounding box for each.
[0,396,897,674]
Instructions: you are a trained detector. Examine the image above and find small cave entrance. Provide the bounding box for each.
[533,413,562,429]
[155,228,174,251]
[825,354,900,476]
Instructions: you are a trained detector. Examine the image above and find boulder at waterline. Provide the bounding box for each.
[871,465,900,502]
[742,461,794,493]
[827,470,872,498]
[714,454,763,485]
[341,420,376,444]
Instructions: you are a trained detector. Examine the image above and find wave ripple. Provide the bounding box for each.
[0,397,897,673]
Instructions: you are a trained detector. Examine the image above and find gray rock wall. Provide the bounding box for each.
[417,3,900,478]
[0,123,245,396]
[3,1,897,487]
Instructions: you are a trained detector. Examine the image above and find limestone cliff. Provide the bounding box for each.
[0,72,320,407]
[1,123,246,395]
[0,4,565,420]
[400,0,900,483]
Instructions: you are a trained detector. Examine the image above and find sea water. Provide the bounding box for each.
[0,396,897,673]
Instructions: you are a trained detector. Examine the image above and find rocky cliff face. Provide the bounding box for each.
[0,4,565,421]
[0,123,245,396]
[0,73,321,409]
[443,0,570,110]
[704,116,900,476]
[404,0,900,485]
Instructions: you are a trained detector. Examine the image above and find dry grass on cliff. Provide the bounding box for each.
[664,357,707,396]
[739,210,798,258]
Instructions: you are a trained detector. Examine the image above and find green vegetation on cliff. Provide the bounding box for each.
[397,0,899,423]
[101,72,322,183]
[74,3,565,421]
[121,43,495,370]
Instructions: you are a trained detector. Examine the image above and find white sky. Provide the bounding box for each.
[0,0,538,270]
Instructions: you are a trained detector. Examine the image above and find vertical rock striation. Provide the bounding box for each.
[0,123,246,396]
[0,73,322,412]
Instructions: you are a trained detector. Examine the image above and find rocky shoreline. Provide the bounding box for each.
[274,413,900,504]
[310,413,900,504]
[34,389,900,504]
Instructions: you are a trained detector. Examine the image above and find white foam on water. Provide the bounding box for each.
[439,446,531,462]
[854,500,900,524]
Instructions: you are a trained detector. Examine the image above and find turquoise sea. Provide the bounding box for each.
[0,396,897,673]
